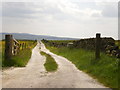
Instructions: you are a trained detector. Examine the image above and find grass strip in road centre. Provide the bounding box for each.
[40,51,58,72]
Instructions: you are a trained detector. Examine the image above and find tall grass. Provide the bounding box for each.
[40,51,58,72]
[0,41,5,68]
[3,48,32,67]
[1,40,37,67]
[45,43,118,88]
[115,40,120,49]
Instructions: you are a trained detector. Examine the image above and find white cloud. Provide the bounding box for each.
[96,2,118,17]
[2,0,117,21]
[1,0,118,39]
[2,0,119,2]
[2,1,102,19]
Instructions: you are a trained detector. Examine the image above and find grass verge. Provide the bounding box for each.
[0,41,5,68]
[40,51,58,72]
[45,43,118,88]
[1,40,37,67]
[3,48,32,67]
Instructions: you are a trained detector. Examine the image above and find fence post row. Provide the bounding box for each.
[95,33,101,59]
[5,34,101,60]
[5,34,27,60]
[13,38,19,55]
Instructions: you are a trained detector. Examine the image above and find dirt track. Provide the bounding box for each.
[2,42,110,88]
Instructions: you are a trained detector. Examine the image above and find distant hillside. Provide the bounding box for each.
[0,33,79,40]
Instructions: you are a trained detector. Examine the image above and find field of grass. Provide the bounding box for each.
[115,40,120,49]
[40,51,58,72]
[0,41,5,68]
[0,40,37,67]
[44,42,119,88]
[47,40,75,43]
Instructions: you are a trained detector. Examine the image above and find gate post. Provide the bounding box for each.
[95,33,101,59]
[5,35,13,60]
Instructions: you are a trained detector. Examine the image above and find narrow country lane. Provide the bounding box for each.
[2,42,111,89]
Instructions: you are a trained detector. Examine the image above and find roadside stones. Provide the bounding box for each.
[105,44,120,58]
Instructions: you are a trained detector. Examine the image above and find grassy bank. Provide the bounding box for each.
[115,40,120,46]
[44,43,118,88]
[40,51,58,72]
[1,40,37,67]
[0,41,5,68]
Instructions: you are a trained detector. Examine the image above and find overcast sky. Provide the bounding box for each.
[1,0,118,39]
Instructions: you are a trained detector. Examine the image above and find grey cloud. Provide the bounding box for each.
[101,3,118,17]
[38,6,62,15]
[119,2,120,17]
[2,1,117,21]
[2,2,67,20]
[91,13,101,17]
[2,2,36,18]
[74,2,117,18]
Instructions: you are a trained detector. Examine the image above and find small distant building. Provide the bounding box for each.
[67,42,73,47]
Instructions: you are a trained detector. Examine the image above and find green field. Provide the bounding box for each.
[0,41,5,68]
[115,40,120,49]
[44,41,119,88]
[0,40,37,67]
[40,51,58,72]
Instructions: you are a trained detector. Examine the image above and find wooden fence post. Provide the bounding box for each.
[5,35,13,60]
[22,43,24,50]
[25,43,27,48]
[95,33,101,59]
